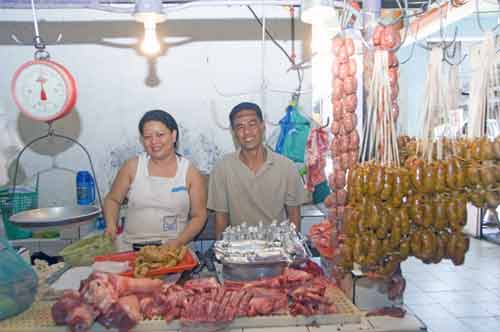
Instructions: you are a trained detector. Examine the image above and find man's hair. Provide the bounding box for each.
[229,102,263,128]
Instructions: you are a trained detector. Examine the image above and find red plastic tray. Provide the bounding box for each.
[94,249,198,278]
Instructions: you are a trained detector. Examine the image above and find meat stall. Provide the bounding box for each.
[0,226,426,332]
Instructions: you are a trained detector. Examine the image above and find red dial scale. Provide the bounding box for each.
[11,59,77,122]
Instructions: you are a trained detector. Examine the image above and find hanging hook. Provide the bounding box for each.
[442,39,467,66]
[442,48,467,65]
[475,0,500,33]
[319,117,330,129]
[400,20,431,64]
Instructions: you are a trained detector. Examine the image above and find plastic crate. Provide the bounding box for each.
[0,181,38,240]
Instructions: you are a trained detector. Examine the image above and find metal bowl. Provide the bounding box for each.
[9,205,101,229]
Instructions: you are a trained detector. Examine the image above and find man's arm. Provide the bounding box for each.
[215,212,229,240]
[285,205,301,232]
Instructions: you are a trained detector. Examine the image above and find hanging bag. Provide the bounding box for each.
[275,105,311,163]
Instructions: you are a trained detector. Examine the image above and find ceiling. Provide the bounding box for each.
[0,0,434,10]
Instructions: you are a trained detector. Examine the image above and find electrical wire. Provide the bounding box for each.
[246,5,303,99]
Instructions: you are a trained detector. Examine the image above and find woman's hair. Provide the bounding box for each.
[138,110,179,149]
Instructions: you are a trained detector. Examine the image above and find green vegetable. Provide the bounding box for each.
[32,230,60,238]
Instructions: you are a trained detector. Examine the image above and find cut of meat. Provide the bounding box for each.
[51,290,82,325]
[183,277,220,293]
[81,272,119,313]
[65,303,99,332]
[111,274,163,296]
[51,290,99,332]
[97,295,141,331]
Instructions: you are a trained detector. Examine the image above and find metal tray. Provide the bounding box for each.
[222,260,287,281]
[9,205,101,228]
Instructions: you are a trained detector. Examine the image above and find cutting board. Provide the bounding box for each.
[0,287,361,332]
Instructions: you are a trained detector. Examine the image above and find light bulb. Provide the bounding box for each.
[141,20,161,55]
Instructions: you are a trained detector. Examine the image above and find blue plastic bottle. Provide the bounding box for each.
[76,171,95,205]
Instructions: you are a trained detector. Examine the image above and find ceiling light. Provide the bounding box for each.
[300,0,337,25]
[133,0,167,55]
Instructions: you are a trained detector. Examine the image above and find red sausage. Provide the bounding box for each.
[343,76,357,95]
[344,94,357,113]
[345,38,355,57]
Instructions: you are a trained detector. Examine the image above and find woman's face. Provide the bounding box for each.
[142,120,176,160]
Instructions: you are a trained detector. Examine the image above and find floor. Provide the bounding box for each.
[402,237,500,332]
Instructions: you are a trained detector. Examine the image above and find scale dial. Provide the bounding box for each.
[11,59,77,122]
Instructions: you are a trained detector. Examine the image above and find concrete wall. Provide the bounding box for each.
[0,5,312,207]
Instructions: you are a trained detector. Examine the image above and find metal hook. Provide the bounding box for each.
[399,18,430,64]
[210,100,230,130]
[319,117,330,129]
[475,0,500,33]
[442,47,467,66]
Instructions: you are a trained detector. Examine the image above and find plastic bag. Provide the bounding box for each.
[0,237,38,321]
[60,235,116,266]
[275,105,310,163]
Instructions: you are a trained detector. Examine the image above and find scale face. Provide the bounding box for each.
[11,59,77,122]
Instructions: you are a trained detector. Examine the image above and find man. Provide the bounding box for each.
[208,102,309,239]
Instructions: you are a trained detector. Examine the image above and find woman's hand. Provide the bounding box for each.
[165,238,183,249]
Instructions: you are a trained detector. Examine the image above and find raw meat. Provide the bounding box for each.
[97,295,141,331]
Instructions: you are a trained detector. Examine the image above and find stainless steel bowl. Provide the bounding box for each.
[9,205,101,228]
[222,261,287,281]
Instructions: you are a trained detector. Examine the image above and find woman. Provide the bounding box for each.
[104,110,207,251]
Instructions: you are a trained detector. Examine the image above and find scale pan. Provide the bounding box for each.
[9,205,101,228]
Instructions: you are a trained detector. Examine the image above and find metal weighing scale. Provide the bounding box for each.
[7,0,102,231]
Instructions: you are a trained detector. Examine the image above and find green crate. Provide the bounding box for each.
[0,179,38,240]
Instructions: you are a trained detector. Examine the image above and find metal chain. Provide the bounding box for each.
[30,0,50,60]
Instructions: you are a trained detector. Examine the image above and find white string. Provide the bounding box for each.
[419,47,450,161]
[361,51,399,165]
[30,0,40,38]
[468,31,497,138]
[260,3,267,112]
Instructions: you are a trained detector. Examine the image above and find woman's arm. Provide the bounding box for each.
[103,158,136,239]
[173,165,208,246]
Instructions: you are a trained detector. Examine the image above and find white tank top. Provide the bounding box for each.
[123,152,190,244]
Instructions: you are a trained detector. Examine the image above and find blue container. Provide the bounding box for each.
[76,171,95,205]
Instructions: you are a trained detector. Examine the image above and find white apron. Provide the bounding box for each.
[116,153,190,251]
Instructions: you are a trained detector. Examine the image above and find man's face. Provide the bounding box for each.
[232,109,265,151]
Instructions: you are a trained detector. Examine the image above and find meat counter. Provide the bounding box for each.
[0,264,426,332]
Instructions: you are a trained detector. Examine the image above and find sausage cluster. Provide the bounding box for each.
[326,36,360,223]
[372,25,400,122]
[341,162,470,275]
